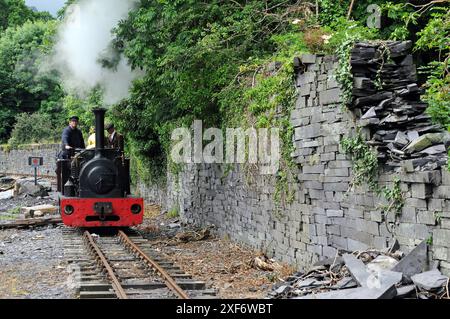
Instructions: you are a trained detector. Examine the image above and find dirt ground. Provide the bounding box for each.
[137,205,295,299]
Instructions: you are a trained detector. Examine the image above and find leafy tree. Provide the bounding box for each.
[415,7,450,130]
[112,0,307,181]
[0,20,64,141]
[8,111,60,146]
[0,0,52,31]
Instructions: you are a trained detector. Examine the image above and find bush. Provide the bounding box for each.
[8,112,60,146]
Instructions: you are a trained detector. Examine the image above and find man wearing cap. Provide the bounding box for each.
[60,116,85,158]
[106,123,124,152]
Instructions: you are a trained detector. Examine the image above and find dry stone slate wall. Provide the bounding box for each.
[0,144,59,177]
[138,42,450,275]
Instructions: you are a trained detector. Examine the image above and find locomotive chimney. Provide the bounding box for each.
[93,108,106,150]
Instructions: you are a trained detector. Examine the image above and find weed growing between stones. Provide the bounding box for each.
[381,177,405,215]
[380,176,405,234]
[340,131,379,192]
[167,207,180,219]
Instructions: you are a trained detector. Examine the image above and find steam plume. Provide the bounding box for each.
[50,0,139,105]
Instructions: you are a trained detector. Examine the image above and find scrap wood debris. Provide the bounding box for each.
[146,234,295,298]
[174,228,211,242]
[269,240,450,299]
[251,254,283,272]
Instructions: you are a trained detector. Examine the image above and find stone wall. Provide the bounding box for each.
[0,144,59,177]
[139,47,450,275]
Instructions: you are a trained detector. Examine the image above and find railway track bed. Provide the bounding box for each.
[63,228,216,299]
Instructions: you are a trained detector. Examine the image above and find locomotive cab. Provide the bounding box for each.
[57,108,143,227]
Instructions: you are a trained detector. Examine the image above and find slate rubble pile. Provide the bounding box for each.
[350,41,449,172]
[269,240,450,299]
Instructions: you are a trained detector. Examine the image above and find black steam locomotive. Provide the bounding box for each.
[57,109,143,227]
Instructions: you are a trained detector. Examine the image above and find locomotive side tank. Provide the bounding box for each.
[57,108,143,227]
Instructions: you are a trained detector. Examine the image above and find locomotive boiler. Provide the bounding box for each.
[57,108,143,227]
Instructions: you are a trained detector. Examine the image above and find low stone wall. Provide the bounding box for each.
[0,144,59,177]
[138,48,450,275]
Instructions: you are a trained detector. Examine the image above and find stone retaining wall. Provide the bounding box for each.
[138,49,450,275]
[0,144,59,177]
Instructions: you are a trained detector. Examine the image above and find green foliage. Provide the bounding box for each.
[415,8,450,131]
[167,207,180,219]
[0,19,63,141]
[113,0,307,183]
[317,0,349,26]
[217,32,304,209]
[7,206,20,215]
[381,177,405,215]
[381,2,418,40]
[8,112,60,146]
[448,149,450,172]
[340,131,379,191]
[57,0,78,19]
[323,19,377,107]
[0,0,51,31]
[434,211,442,225]
[427,235,433,246]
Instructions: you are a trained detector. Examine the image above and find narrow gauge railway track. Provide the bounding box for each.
[63,228,216,299]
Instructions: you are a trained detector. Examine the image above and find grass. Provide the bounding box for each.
[167,207,180,219]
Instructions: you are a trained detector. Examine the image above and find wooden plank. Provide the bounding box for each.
[0,217,62,229]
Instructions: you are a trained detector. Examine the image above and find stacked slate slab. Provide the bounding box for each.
[350,41,449,172]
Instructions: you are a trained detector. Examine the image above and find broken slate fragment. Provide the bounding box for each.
[296,285,397,299]
[331,277,357,290]
[392,240,428,282]
[394,131,409,147]
[404,133,440,153]
[367,256,399,274]
[0,190,14,200]
[295,278,317,289]
[368,270,403,289]
[407,130,419,142]
[395,285,416,298]
[411,269,449,291]
[419,144,446,155]
[343,254,370,287]
[314,256,344,267]
[275,285,290,295]
[361,106,377,119]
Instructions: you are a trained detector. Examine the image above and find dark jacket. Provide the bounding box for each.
[107,131,124,151]
[61,126,85,151]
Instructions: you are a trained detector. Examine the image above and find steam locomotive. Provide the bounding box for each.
[56,108,143,227]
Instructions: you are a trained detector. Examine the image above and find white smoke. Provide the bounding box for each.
[50,0,139,105]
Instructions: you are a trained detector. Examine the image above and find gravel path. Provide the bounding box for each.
[0,226,74,299]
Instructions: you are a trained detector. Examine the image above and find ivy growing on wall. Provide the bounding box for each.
[340,131,379,192]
